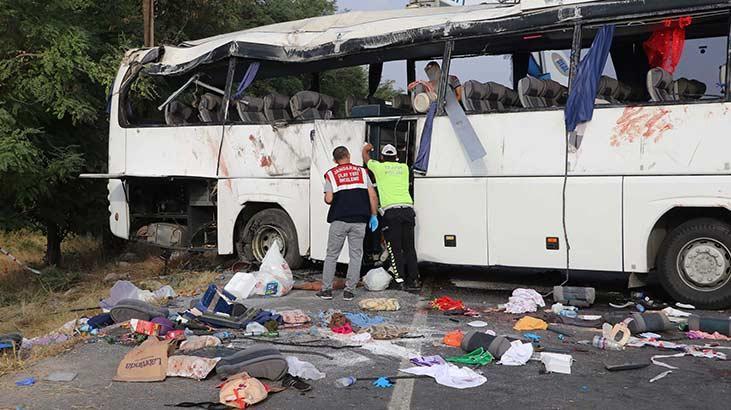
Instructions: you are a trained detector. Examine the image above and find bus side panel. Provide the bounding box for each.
[487,177,566,269]
[624,176,731,273]
[216,178,310,256]
[414,178,488,265]
[107,179,129,239]
[125,126,221,178]
[571,103,731,175]
[309,120,367,262]
[565,177,623,271]
[108,65,128,239]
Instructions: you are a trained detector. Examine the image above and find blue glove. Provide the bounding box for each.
[369,215,379,232]
[373,377,393,388]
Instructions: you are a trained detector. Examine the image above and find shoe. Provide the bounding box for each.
[405,281,421,292]
[316,289,333,300]
[343,290,355,301]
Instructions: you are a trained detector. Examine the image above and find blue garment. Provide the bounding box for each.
[344,312,385,328]
[233,62,260,99]
[528,55,552,81]
[414,102,437,174]
[565,25,616,133]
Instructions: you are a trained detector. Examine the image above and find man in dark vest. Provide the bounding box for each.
[316,146,379,301]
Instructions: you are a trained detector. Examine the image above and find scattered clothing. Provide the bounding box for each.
[350,333,372,343]
[331,323,354,335]
[400,363,486,389]
[523,333,541,342]
[361,325,409,340]
[504,288,545,314]
[514,316,548,331]
[431,296,465,312]
[443,330,464,347]
[285,356,325,380]
[359,340,419,359]
[345,312,385,329]
[100,280,176,310]
[410,355,446,367]
[446,348,494,366]
[179,335,222,352]
[661,306,691,318]
[686,330,731,341]
[319,309,342,327]
[497,341,534,366]
[359,298,400,311]
[639,332,663,339]
[278,310,311,328]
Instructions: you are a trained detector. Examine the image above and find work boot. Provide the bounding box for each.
[343,290,355,301]
[316,289,333,300]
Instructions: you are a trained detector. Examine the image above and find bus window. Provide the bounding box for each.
[584,11,730,105]
[451,28,575,112]
[122,61,229,127]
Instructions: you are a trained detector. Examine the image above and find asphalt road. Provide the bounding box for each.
[1,266,729,410]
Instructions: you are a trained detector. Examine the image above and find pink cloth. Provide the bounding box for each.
[331,323,353,334]
[686,330,731,341]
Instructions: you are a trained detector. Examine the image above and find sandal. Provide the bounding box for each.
[281,374,312,392]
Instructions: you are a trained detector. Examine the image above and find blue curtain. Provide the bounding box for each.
[233,62,260,99]
[413,102,437,174]
[565,25,615,133]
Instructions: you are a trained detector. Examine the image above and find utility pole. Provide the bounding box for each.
[143,0,154,47]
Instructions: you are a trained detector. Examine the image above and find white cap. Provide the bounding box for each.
[381,144,397,156]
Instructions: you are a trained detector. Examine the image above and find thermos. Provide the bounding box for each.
[688,316,731,336]
[461,330,514,359]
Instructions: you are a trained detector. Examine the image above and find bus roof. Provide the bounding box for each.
[142,0,729,76]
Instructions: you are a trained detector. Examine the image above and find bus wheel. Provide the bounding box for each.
[236,208,304,270]
[657,218,731,309]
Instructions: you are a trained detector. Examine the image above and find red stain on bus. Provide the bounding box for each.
[611,107,673,146]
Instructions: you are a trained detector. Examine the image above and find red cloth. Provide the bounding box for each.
[431,296,465,311]
[643,17,693,74]
[331,323,353,334]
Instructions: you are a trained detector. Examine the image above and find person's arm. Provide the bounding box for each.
[324,178,333,204]
[362,142,374,166]
[367,185,378,216]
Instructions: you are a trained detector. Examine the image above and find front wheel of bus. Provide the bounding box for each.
[236,208,304,270]
[657,218,731,309]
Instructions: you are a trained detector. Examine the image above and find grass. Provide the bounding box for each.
[0,229,222,376]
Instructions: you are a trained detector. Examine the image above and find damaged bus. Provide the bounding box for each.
[90,0,731,308]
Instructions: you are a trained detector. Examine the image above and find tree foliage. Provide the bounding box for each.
[0,0,401,265]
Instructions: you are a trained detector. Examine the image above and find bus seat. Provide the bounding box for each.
[164,101,194,125]
[463,80,496,113]
[647,68,674,102]
[674,78,706,101]
[391,94,412,111]
[198,93,222,123]
[263,93,292,122]
[597,76,620,104]
[290,91,336,120]
[236,96,267,123]
[518,77,567,108]
[502,87,521,108]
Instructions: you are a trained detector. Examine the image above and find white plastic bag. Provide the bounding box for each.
[285,356,325,380]
[253,242,293,297]
[363,267,391,291]
[224,272,257,300]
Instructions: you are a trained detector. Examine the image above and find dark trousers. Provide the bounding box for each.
[382,207,419,284]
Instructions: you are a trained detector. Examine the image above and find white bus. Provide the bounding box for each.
[92,0,731,308]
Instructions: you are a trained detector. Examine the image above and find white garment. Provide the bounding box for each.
[285,357,325,380]
[400,363,486,389]
[504,288,545,314]
[497,341,534,366]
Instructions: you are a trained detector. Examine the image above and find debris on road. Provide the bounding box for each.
[503,288,545,314]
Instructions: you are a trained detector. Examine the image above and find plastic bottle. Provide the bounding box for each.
[592,335,623,351]
[213,331,232,340]
[559,309,578,318]
[334,376,356,388]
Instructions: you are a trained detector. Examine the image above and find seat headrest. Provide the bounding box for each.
[391,94,412,111]
[164,101,193,125]
[518,76,546,98]
[236,96,266,123]
[542,79,567,103]
[647,68,674,102]
[674,78,706,100]
[597,76,619,103]
[290,91,336,120]
[263,93,291,122]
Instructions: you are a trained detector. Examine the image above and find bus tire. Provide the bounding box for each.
[657,218,731,309]
[236,208,304,270]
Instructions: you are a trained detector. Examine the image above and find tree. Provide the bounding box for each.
[0,0,338,266]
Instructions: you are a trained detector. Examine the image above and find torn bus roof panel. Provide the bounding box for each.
[139,0,729,76]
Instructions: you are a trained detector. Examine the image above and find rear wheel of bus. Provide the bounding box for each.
[657,218,731,309]
[236,208,304,270]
